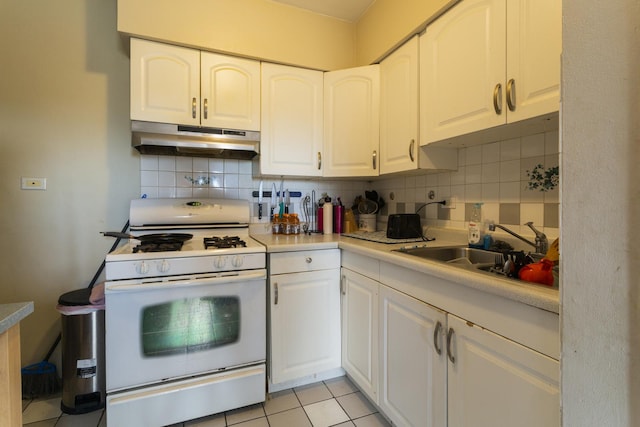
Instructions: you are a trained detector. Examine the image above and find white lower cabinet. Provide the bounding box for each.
[340,251,560,426]
[446,314,560,427]
[378,285,447,427]
[340,268,379,403]
[268,250,342,391]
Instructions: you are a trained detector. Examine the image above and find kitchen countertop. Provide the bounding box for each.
[0,302,34,334]
[252,230,560,314]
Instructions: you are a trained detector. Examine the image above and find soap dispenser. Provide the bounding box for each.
[468,203,483,248]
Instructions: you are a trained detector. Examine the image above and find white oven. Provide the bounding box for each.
[104,198,267,427]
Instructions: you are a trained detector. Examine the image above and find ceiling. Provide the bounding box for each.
[271,0,376,22]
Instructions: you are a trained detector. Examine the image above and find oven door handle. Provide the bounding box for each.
[105,271,266,293]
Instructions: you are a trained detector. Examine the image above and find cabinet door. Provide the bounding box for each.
[261,63,323,176]
[269,269,341,385]
[380,36,419,174]
[130,38,200,125]
[323,66,380,177]
[200,53,260,130]
[378,285,447,427]
[420,0,506,144]
[447,314,560,427]
[506,0,561,122]
[341,268,379,403]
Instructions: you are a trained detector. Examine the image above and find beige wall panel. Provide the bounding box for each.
[118,0,356,71]
[356,0,456,65]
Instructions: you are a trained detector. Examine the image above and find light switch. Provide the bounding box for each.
[21,177,47,190]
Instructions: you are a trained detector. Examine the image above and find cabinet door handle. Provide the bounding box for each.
[305,257,312,263]
[274,282,279,305]
[446,327,455,363]
[372,150,377,170]
[192,97,197,119]
[433,321,443,355]
[493,83,502,115]
[203,98,209,119]
[340,275,346,295]
[409,139,415,162]
[317,152,322,170]
[506,78,516,112]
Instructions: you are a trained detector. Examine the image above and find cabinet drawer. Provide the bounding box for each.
[341,251,379,281]
[270,249,340,274]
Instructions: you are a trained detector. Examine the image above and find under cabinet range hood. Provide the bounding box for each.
[131,121,260,159]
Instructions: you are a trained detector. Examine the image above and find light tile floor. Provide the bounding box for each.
[22,376,391,427]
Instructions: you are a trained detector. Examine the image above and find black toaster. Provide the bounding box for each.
[386,214,423,239]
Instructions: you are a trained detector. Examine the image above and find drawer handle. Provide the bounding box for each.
[305,257,312,263]
[446,327,455,363]
[434,321,443,355]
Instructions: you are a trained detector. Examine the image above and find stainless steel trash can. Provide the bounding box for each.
[57,288,105,414]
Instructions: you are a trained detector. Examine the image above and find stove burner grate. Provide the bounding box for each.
[204,236,247,249]
[133,241,184,253]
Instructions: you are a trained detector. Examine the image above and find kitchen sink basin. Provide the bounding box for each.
[394,245,499,265]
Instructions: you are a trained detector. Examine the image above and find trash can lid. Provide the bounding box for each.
[58,288,92,306]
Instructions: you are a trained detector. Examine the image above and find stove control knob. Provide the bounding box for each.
[232,256,244,268]
[137,261,150,275]
[158,260,170,273]
[214,256,227,269]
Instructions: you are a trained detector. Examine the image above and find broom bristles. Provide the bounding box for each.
[21,361,61,399]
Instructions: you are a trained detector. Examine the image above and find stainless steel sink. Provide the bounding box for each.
[394,245,498,265]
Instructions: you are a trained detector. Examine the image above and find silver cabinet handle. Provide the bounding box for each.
[409,139,415,162]
[372,150,377,170]
[274,282,279,305]
[317,152,322,170]
[493,83,502,115]
[434,321,443,355]
[340,275,346,295]
[305,257,312,263]
[203,98,209,119]
[446,327,455,363]
[192,97,197,119]
[506,78,516,112]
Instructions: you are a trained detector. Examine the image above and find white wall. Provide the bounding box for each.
[561,0,640,425]
[0,1,138,363]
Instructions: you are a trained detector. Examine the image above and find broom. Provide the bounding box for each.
[21,336,62,398]
[20,221,129,399]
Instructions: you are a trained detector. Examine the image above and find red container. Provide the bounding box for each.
[317,207,323,232]
[333,205,344,234]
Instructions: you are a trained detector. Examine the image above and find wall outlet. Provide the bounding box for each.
[21,177,47,190]
[442,197,457,209]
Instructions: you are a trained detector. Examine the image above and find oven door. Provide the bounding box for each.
[105,270,266,392]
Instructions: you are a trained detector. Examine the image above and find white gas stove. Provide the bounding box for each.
[104,198,267,427]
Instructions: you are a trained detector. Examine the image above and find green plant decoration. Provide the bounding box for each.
[526,164,559,192]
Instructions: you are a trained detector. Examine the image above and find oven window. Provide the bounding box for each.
[141,296,240,357]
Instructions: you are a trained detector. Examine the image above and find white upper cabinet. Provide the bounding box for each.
[131,38,200,125]
[323,66,380,177]
[261,63,324,177]
[420,0,561,144]
[200,53,261,130]
[506,0,562,122]
[130,38,260,130]
[379,36,420,174]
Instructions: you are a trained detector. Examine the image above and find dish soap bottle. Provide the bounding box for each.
[468,203,483,248]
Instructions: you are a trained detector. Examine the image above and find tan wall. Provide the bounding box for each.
[117,0,356,71]
[355,0,456,64]
[0,0,138,364]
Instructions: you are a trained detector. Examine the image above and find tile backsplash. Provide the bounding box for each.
[139,128,559,239]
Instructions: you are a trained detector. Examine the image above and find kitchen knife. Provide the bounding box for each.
[279,180,284,217]
[271,183,277,218]
[285,189,290,214]
[258,180,264,220]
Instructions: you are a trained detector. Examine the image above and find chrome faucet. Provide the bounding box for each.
[488,222,548,255]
